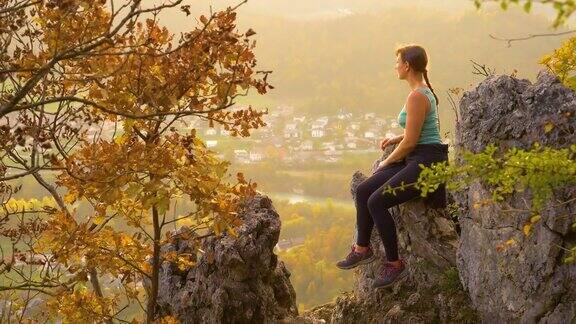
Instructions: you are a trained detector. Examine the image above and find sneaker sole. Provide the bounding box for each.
[336,254,377,270]
[373,269,408,290]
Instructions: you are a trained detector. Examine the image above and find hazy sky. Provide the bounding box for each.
[161,0,572,24]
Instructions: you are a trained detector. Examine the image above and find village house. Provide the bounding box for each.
[346,140,357,149]
[363,112,376,120]
[384,131,396,139]
[301,140,313,151]
[206,140,218,148]
[311,128,325,138]
[284,123,300,138]
[249,150,264,162]
[233,149,250,164]
[364,131,376,139]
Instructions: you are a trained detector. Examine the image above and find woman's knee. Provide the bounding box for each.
[367,190,385,215]
[355,180,374,203]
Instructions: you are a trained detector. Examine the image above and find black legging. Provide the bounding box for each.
[355,143,449,262]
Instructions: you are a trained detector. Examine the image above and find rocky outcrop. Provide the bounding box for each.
[454,69,576,323]
[312,152,478,323]
[295,143,477,323]
[157,194,299,323]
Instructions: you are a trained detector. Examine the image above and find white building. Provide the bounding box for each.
[311,129,325,138]
[206,140,218,148]
[301,140,313,151]
[364,131,376,139]
[234,149,249,160]
[312,117,329,129]
[364,113,376,120]
[284,123,300,138]
[249,151,264,162]
[384,132,396,139]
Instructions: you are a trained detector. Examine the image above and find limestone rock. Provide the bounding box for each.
[157,194,299,323]
[455,69,576,323]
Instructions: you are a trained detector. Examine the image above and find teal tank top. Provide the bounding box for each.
[397,87,442,144]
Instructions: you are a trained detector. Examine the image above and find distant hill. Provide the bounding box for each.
[159,1,572,136]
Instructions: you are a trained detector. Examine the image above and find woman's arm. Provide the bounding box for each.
[380,134,404,150]
[379,92,427,167]
[392,134,404,144]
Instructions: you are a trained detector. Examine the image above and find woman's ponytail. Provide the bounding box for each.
[423,69,440,133]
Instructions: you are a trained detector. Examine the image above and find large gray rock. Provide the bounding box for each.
[157,194,299,323]
[455,69,576,323]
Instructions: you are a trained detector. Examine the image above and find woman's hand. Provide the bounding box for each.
[373,159,391,174]
[377,160,388,170]
[379,135,403,150]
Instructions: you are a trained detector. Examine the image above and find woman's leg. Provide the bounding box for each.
[355,162,405,247]
[366,160,424,261]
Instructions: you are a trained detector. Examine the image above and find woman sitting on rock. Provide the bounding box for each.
[336,44,449,289]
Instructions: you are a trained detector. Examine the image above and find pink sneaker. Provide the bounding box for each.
[336,245,376,270]
[373,259,407,289]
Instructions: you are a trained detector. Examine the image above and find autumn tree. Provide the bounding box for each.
[0,0,271,322]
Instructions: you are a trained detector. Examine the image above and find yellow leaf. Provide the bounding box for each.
[94,215,106,225]
[523,224,532,236]
[63,191,77,204]
[214,221,222,236]
[114,134,127,145]
[227,226,238,238]
[530,215,541,223]
[124,118,135,131]
[505,238,516,246]
[544,122,555,133]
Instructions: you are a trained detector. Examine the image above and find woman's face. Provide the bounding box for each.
[395,54,409,80]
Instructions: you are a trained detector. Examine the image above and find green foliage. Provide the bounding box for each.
[540,36,576,90]
[474,0,576,28]
[274,198,356,311]
[440,266,463,293]
[416,143,576,263]
[564,245,576,264]
[418,143,576,211]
